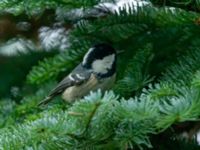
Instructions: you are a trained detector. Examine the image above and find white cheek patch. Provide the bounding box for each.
[92,54,115,74]
[82,48,94,65]
[92,60,108,74]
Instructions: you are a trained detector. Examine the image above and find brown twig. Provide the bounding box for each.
[85,102,101,133]
[68,111,84,116]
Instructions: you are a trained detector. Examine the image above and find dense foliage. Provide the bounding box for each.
[1,0,200,149]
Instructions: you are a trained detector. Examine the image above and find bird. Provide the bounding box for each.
[38,43,117,106]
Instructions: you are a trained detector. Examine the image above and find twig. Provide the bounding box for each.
[85,102,101,133]
[68,111,84,116]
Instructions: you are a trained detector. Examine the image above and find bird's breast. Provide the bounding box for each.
[62,73,116,102]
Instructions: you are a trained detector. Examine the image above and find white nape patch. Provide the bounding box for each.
[82,48,94,65]
[92,54,115,74]
[69,74,75,81]
[197,131,200,145]
[76,74,85,80]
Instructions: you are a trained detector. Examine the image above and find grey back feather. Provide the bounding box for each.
[38,64,91,106]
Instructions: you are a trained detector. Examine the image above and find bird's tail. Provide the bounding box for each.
[37,96,53,106]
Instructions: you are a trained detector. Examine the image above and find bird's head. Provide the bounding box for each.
[82,43,116,77]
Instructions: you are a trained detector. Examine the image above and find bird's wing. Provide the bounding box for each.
[38,64,91,106]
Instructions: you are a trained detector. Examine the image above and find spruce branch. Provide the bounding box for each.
[156,88,200,131]
[140,47,200,102]
[72,5,199,43]
[84,101,101,132]
[0,0,101,16]
[1,1,200,149]
[27,41,91,85]
[160,47,200,86]
[114,44,154,97]
[1,87,200,149]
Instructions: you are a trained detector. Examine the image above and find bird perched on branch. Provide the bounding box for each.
[38,43,117,106]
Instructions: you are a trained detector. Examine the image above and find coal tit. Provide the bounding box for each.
[38,43,116,106]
